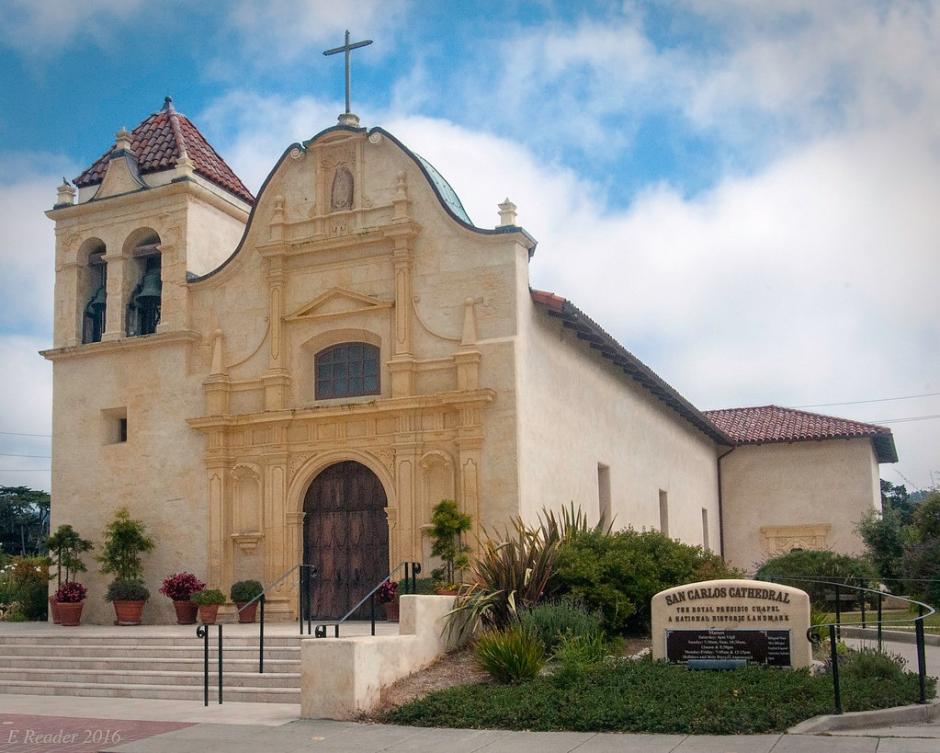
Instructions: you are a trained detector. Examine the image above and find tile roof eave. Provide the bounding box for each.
[530,289,732,446]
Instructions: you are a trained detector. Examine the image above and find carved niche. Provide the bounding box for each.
[760,523,831,556]
[231,464,263,553]
[331,166,354,211]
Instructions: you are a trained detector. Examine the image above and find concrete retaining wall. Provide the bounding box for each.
[301,595,459,719]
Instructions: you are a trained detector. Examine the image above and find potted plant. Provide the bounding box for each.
[429,499,472,595]
[230,580,263,623]
[160,572,206,625]
[45,525,93,625]
[192,588,226,624]
[377,579,399,621]
[54,581,87,626]
[96,507,154,625]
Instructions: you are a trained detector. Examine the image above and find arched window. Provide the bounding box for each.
[315,343,380,400]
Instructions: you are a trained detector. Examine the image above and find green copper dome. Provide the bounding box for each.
[415,154,472,225]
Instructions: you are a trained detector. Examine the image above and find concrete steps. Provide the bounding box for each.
[0,631,301,704]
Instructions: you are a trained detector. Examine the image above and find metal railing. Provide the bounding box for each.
[312,561,422,638]
[767,577,936,715]
[196,563,318,705]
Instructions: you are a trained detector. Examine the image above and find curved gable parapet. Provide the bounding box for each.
[189,122,538,284]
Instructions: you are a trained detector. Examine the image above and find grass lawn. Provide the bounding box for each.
[384,656,935,735]
[823,608,940,633]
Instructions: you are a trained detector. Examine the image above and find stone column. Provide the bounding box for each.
[101,252,126,341]
[456,406,484,548]
[55,258,81,348]
[262,254,290,410]
[206,456,228,589]
[156,223,187,333]
[264,455,289,592]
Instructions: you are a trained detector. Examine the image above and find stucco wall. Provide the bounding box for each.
[516,300,721,551]
[720,438,882,573]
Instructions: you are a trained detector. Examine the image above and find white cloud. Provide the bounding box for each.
[220,0,410,66]
[0,0,147,58]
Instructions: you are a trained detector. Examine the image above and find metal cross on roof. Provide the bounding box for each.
[323,30,373,115]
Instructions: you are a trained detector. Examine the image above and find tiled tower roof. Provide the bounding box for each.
[74,97,254,205]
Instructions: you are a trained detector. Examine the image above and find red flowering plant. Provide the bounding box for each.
[55,581,87,603]
[377,579,398,604]
[159,572,206,602]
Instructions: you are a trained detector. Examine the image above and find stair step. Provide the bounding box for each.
[0,667,299,689]
[0,655,299,673]
[0,635,301,647]
[0,680,299,704]
[0,644,299,659]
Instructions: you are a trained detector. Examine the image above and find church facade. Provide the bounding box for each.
[42,100,897,624]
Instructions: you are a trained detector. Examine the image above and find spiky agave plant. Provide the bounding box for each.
[447,503,602,640]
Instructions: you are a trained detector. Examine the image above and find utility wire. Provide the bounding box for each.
[0,469,50,472]
[795,391,940,408]
[0,430,51,438]
[869,414,940,425]
[0,452,51,459]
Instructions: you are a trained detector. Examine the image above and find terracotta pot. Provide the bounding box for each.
[112,600,145,626]
[198,604,220,624]
[49,596,61,624]
[236,601,258,623]
[435,587,459,596]
[173,600,198,625]
[57,601,84,626]
[383,598,400,622]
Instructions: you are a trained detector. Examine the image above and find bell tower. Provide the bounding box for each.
[45,97,253,349]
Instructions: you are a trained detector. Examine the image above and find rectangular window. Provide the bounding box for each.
[702,508,710,551]
[102,407,128,445]
[597,464,611,529]
[659,490,669,537]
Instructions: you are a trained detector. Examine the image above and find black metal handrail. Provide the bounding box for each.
[765,577,935,715]
[312,560,421,638]
[196,563,318,705]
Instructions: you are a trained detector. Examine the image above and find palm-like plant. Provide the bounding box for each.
[448,503,599,639]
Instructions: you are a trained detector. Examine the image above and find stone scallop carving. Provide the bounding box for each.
[331,166,354,210]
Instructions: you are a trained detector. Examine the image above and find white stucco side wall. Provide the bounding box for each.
[515,300,721,551]
[720,437,882,573]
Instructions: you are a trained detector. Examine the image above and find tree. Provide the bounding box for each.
[96,507,155,583]
[0,487,51,556]
[902,490,940,606]
[880,479,917,524]
[857,506,906,588]
[45,524,94,589]
[429,499,472,586]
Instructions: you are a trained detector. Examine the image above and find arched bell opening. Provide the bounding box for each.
[302,460,390,620]
[78,238,107,344]
[123,228,162,337]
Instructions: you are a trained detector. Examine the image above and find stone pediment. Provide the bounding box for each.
[285,287,393,322]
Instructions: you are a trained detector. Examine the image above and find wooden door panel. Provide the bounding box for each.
[303,461,389,619]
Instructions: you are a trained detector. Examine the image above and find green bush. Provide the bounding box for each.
[839,648,908,682]
[97,507,154,583]
[0,555,51,620]
[192,588,226,606]
[755,549,877,608]
[518,598,603,653]
[474,627,545,683]
[552,529,739,634]
[230,579,263,603]
[386,656,935,733]
[105,578,150,602]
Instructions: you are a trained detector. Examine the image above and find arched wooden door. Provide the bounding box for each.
[303,461,390,619]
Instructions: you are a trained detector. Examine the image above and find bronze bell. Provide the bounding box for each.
[87,285,106,313]
[135,269,162,304]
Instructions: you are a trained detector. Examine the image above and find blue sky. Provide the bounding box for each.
[1,0,938,493]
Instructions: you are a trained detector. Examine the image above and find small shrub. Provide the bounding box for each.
[105,578,150,602]
[474,627,545,683]
[429,500,472,585]
[191,588,226,606]
[97,507,154,582]
[518,598,603,652]
[1,555,51,620]
[55,581,87,603]
[412,577,437,595]
[755,550,877,609]
[839,648,908,682]
[552,632,608,677]
[160,572,206,601]
[230,579,263,603]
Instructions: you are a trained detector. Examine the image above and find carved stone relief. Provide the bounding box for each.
[330,166,354,211]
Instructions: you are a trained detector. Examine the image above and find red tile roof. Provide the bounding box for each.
[530,288,731,444]
[74,97,254,205]
[704,405,897,462]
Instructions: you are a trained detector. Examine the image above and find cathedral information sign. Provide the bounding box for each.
[651,579,811,668]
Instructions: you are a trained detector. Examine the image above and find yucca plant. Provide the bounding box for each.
[474,627,545,683]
